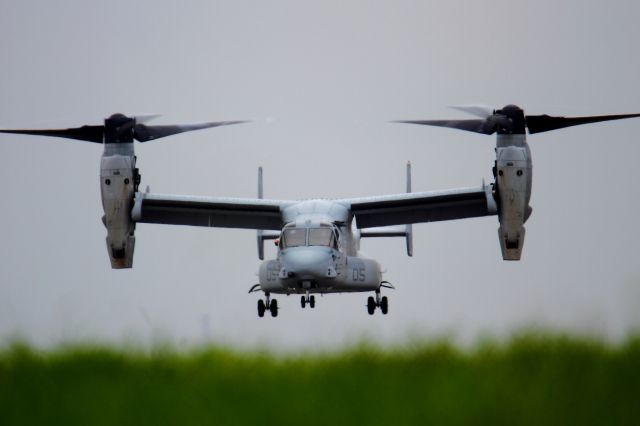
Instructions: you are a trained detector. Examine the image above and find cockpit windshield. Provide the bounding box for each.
[280,225,339,249]
[308,228,336,247]
[282,228,307,248]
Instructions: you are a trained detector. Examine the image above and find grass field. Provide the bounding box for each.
[1,334,639,425]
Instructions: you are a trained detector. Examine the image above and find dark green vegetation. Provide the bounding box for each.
[1,334,639,426]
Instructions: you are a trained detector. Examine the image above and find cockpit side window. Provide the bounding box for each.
[282,228,306,248]
[308,228,337,249]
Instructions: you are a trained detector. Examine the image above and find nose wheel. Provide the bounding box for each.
[300,291,316,309]
[257,292,278,318]
[367,290,388,315]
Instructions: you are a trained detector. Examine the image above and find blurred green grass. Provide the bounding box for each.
[1,334,639,426]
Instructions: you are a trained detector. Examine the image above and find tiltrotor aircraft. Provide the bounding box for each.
[1,106,639,317]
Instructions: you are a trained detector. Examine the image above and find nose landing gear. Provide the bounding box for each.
[257,292,278,318]
[367,289,389,315]
[300,291,316,309]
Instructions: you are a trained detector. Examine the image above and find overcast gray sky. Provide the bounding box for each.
[1,0,639,350]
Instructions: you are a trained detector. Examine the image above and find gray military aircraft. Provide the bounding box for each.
[1,106,639,318]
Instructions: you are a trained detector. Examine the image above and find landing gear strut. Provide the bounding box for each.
[300,291,316,309]
[367,290,388,315]
[257,292,278,318]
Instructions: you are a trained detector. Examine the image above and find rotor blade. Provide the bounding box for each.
[526,113,640,134]
[449,104,494,118]
[133,120,249,142]
[134,113,162,124]
[393,119,496,135]
[0,125,104,143]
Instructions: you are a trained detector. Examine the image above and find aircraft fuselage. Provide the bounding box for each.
[259,249,382,294]
[257,199,383,294]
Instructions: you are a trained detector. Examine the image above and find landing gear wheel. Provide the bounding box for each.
[367,296,376,315]
[301,296,306,308]
[380,296,388,315]
[270,299,278,317]
[257,299,266,317]
[310,295,315,308]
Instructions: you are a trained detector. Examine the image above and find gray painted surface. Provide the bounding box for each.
[0,1,639,349]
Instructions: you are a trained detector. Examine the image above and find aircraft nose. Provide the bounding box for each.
[281,247,333,277]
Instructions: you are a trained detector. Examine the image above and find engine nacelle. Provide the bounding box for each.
[100,154,138,268]
[495,145,532,260]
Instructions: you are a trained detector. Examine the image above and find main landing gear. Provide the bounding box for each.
[367,290,388,315]
[300,291,315,309]
[257,292,278,318]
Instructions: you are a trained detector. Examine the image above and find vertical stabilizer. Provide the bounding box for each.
[257,167,266,260]
[405,161,413,257]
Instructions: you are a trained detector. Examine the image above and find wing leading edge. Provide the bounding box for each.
[344,184,497,228]
[133,183,496,231]
[132,193,290,230]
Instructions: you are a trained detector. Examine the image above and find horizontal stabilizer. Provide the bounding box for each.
[361,226,412,257]
[360,226,408,238]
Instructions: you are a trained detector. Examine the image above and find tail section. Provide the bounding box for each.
[405,161,413,257]
[256,167,279,259]
[359,162,413,257]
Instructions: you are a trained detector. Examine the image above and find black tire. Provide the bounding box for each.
[270,299,278,317]
[301,296,306,308]
[257,299,265,317]
[310,295,315,308]
[380,296,388,315]
[367,296,376,315]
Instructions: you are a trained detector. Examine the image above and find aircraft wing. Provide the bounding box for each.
[343,184,497,228]
[132,192,290,231]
